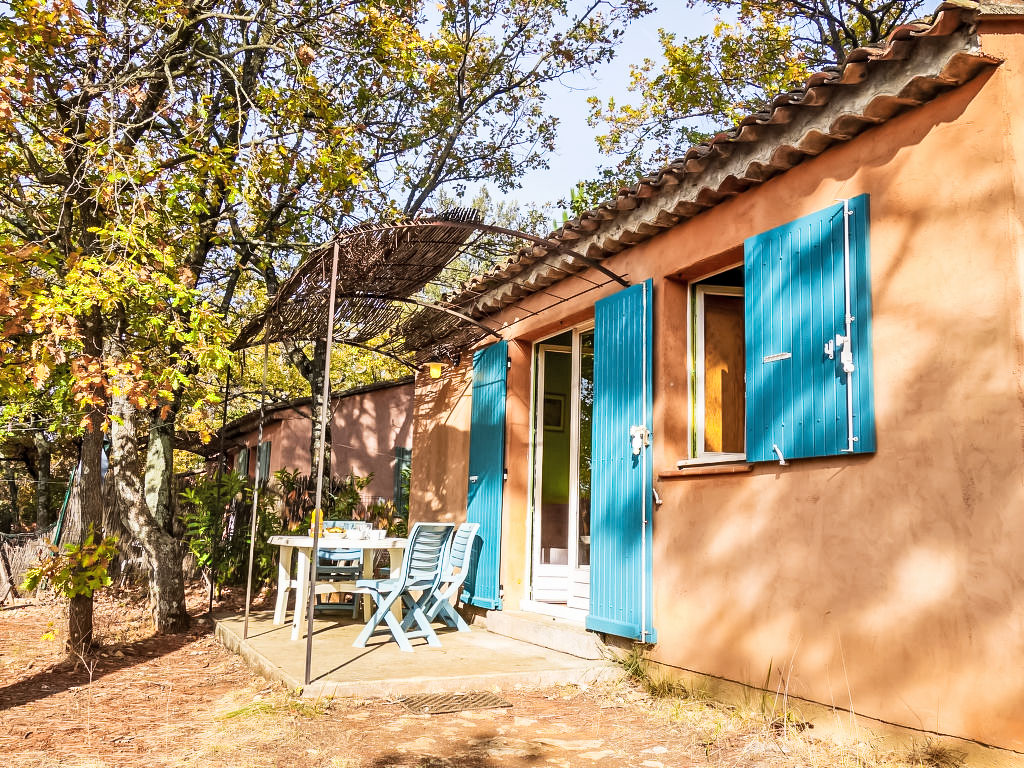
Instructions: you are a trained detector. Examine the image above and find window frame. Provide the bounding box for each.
[683,277,746,466]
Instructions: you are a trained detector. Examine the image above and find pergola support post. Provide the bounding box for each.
[305,241,341,687]
[243,341,270,640]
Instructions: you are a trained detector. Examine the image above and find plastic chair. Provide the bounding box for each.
[316,520,371,618]
[406,522,479,633]
[353,522,454,652]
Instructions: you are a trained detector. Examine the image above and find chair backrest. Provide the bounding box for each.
[399,522,455,589]
[444,522,480,576]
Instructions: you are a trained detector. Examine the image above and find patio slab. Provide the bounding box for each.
[216,610,621,699]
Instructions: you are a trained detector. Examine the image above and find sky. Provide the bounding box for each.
[504,2,721,209]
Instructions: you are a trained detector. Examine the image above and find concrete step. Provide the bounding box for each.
[483,610,606,660]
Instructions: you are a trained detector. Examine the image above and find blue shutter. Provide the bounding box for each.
[587,280,656,642]
[463,341,507,610]
[236,447,249,479]
[744,194,875,462]
[257,442,271,488]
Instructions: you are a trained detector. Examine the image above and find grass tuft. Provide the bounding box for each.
[615,644,688,698]
[906,740,968,768]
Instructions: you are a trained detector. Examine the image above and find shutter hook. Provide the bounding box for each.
[772,444,788,466]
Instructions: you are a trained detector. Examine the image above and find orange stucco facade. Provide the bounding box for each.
[410,17,1024,754]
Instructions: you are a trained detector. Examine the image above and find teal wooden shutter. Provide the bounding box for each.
[744,194,875,462]
[257,442,272,488]
[393,446,412,513]
[463,340,508,610]
[236,447,249,479]
[587,280,656,642]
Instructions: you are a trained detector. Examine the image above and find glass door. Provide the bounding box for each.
[530,325,593,615]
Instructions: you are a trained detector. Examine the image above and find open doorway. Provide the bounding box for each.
[528,325,593,620]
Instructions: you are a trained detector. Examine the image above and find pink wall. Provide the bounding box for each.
[230,380,413,503]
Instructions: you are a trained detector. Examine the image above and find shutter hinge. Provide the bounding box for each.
[503,468,508,482]
[507,357,511,369]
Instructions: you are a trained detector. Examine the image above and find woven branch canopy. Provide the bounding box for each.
[232,209,502,360]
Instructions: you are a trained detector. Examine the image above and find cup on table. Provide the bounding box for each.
[369,529,386,540]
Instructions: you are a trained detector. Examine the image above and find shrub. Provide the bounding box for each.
[179,471,280,595]
[21,526,118,599]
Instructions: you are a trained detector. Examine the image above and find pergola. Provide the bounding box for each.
[231,208,629,684]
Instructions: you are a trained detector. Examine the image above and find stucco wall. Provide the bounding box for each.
[409,20,1024,751]
[231,381,414,503]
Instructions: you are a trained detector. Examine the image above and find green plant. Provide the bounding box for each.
[21,527,118,598]
[366,498,407,537]
[179,471,280,596]
[274,468,373,528]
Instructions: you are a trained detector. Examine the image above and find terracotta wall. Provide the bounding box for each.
[409,20,1024,751]
[232,381,414,503]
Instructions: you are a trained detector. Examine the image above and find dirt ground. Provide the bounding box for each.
[0,588,949,768]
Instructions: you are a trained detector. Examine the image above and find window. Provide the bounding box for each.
[689,268,745,463]
[682,196,876,466]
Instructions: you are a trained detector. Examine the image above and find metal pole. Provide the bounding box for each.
[211,365,231,615]
[305,241,340,687]
[243,341,270,640]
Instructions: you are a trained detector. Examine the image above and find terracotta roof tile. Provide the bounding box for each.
[441,0,1001,324]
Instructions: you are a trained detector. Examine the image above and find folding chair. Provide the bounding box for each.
[353,522,454,652]
[316,520,370,618]
[404,522,479,633]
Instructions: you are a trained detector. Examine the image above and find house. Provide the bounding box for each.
[407,1,1024,758]
[215,377,414,505]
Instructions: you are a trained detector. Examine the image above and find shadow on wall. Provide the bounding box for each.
[410,368,473,524]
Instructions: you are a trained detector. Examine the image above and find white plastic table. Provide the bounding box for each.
[268,534,408,640]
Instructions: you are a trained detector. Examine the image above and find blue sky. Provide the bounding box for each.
[506,2,721,208]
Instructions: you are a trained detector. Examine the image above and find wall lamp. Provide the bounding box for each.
[426,350,461,379]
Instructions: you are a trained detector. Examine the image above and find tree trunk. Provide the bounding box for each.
[2,461,16,533]
[144,410,175,531]
[32,432,52,528]
[109,392,190,633]
[68,308,105,655]
[67,594,93,656]
[306,338,333,484]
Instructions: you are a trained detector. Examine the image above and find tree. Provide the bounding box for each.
[1,0,644,644]
[580,0,929,211]
[0,0,408,638]
[253,0,650,482]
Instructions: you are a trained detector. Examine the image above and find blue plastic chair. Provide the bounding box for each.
[316,520,371,618]
[353,522,454,652]
[404,522,479,633]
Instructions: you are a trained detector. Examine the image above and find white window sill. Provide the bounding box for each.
[676,454,746,468]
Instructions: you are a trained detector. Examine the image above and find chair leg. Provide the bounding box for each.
[354,589,418,650]
[353,589,391,648]
[434,598,470,632]
[404,599,442,647]
[380,609,414,652]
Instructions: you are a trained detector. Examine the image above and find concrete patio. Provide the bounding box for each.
[216,609,619,699]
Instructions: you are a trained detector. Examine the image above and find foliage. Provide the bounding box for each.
[179,472,281,591]
[366,498,407,538]
[21,527,118,599]
[578,0,930,210]
[274,468,373,528]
